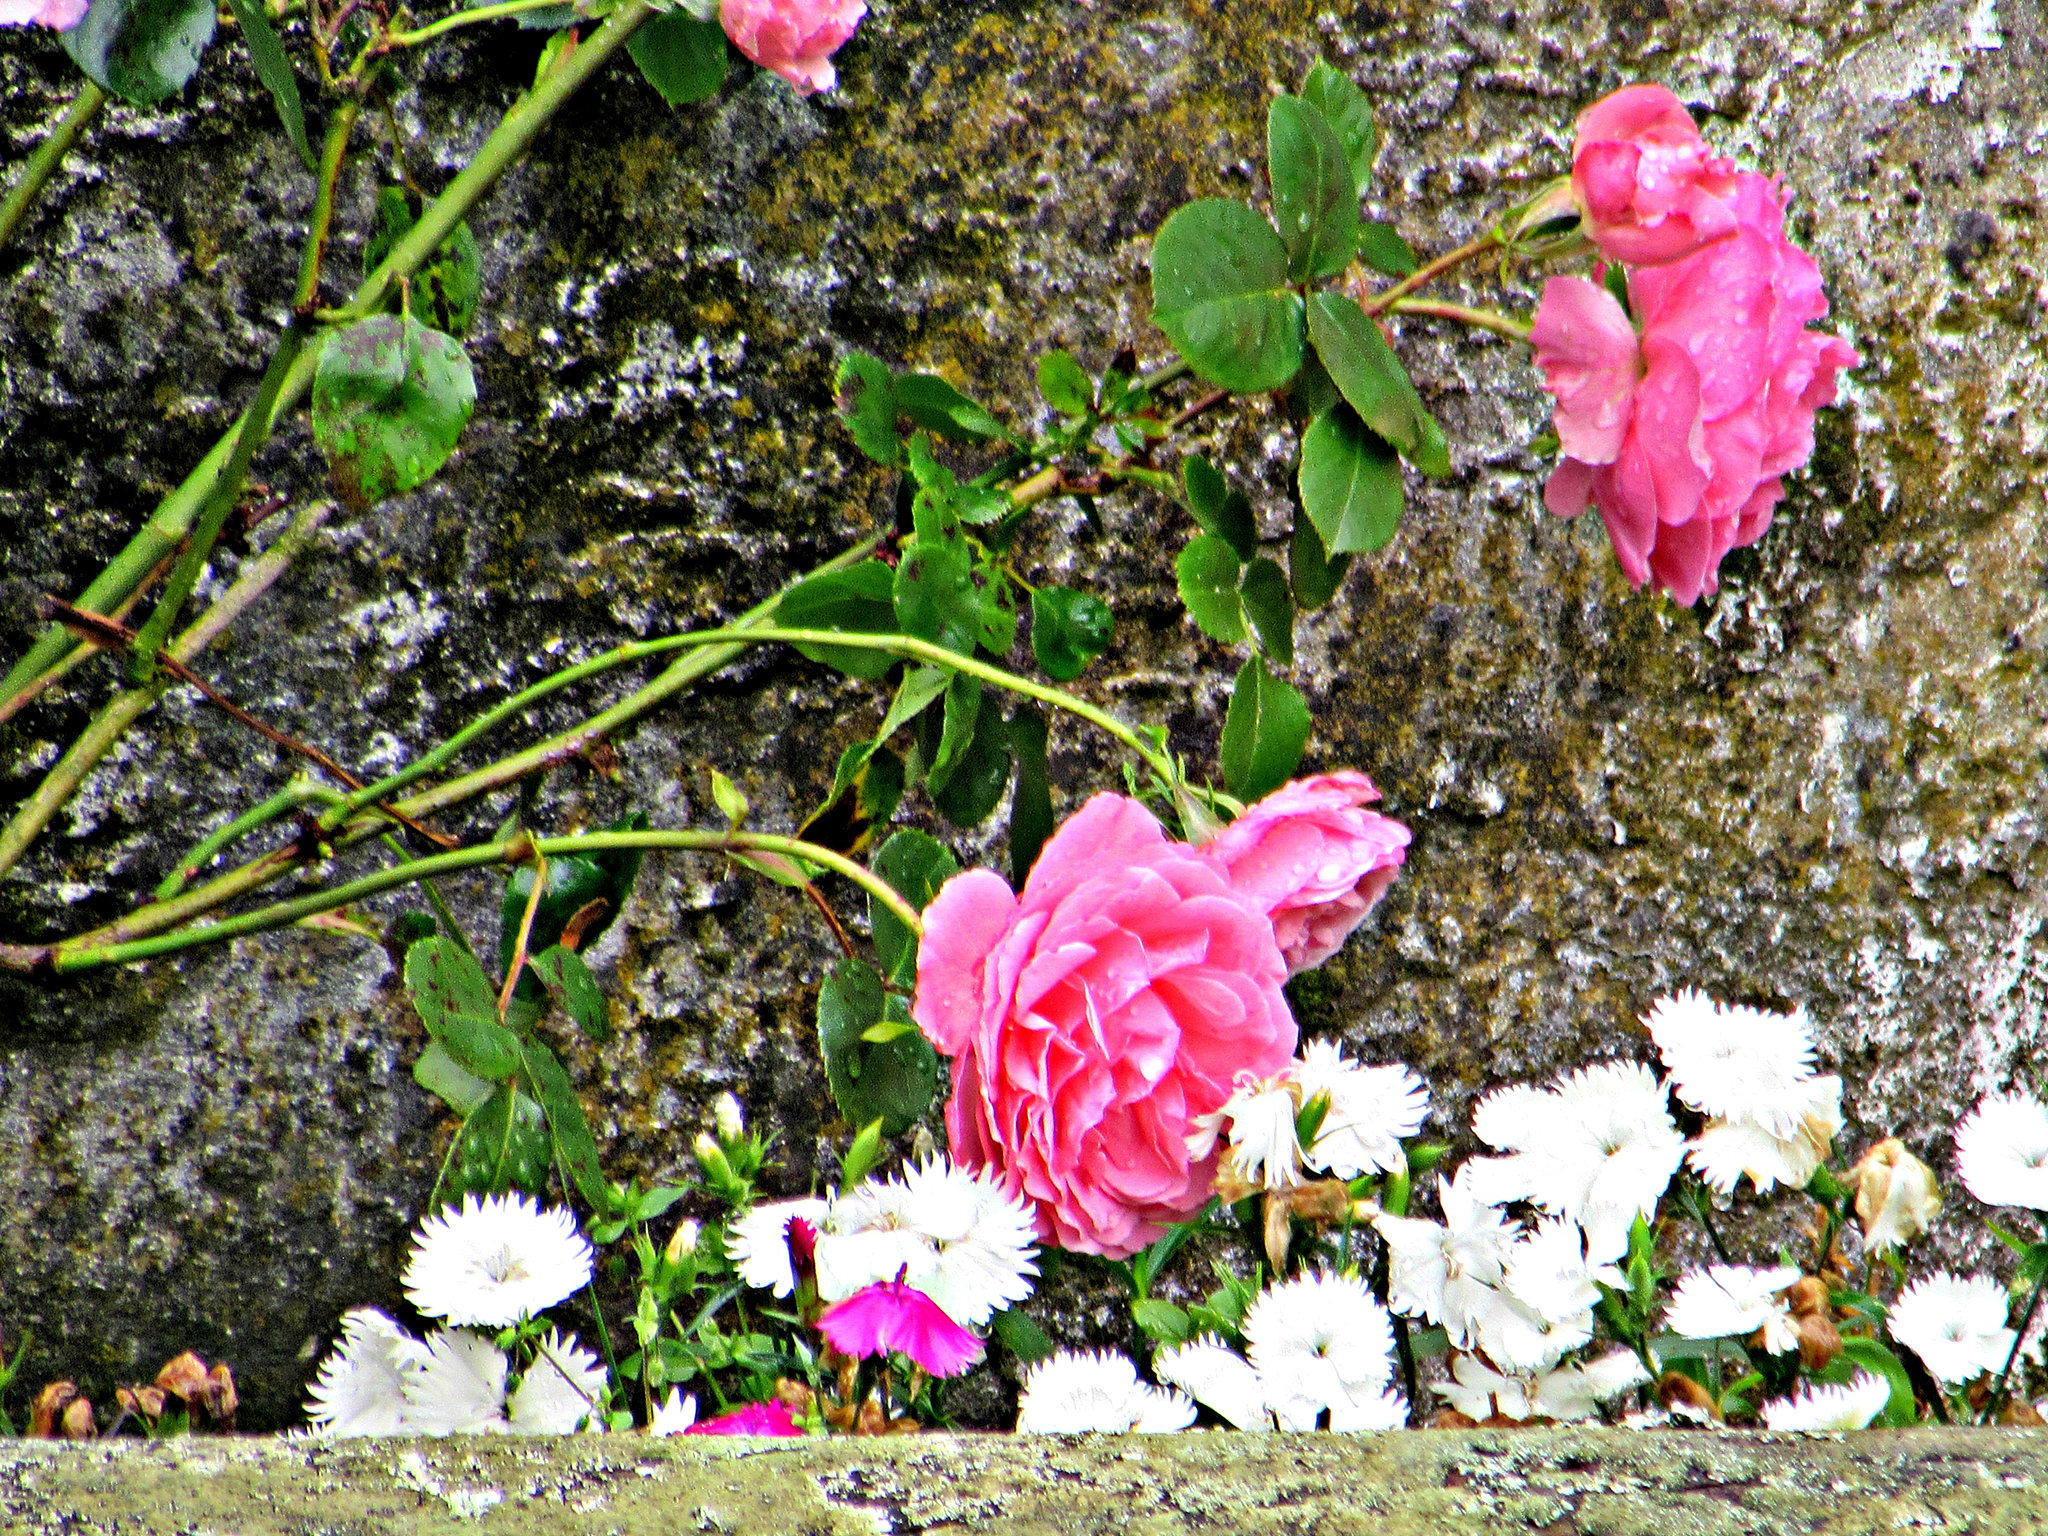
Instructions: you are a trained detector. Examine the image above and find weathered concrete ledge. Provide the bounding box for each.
[5,1429,2048,1533]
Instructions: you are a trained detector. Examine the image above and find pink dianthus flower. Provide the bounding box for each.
[1534,173,1858,605]
[720,0,864,96]
[913,794,1297,1259]
[1572,84,1739,268]
[1202,772,1411,977]
[686,1399,803,1435]
[816,1280,984,1378]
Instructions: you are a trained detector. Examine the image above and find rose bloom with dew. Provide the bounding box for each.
[719,0,865,95]
[1534,87,1857,605]
[912,793,1297,1257]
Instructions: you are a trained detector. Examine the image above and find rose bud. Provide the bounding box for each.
[1850,1138,1941,1252]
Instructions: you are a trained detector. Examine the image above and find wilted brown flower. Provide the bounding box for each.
[1656,1371,1719,1423]
[27,1381,77,1439]
[59,1395,96,1439]
[1850,1138,1941,1252]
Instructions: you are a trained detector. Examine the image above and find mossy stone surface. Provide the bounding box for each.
[0,0,2043,1427]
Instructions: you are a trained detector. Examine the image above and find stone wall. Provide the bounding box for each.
[0,0,2043,1427]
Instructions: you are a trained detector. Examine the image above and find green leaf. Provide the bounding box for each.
[521,1038,609,1209]
[1176,534,1246,643]
[779,560,900,678]
[363,188,482,338]
[310,316,476,508]
[925,672,984,795]
[894,513,981,657]
[1267,95,1357,282]
[1301,61,1377,188]
[895,374,1006,442]
[870,829,959,987]
[991,1306,1056,1364]
[882,664,951,742]
[1299,403,1404,554]
[798,742,904,857]
[225,0,311,171]
[1008,705,1052,886]
[1836,1337,1921,1427]
[926,687,1011,826]
[1282,344,1340,425]
[1036,351,1094,417]
[627,9,728,105]
[817,959,939,1136]
[1288,505,1350,609]
[1181,454,1258,562]
[839,1117,887,1190]
[1029,586,1114,682]
[1305,292,1449,478]
[529,945,609,1041]
[439,1010,524,1081]
[412,1040,495,1115]
[1131,1297,1194,1345]
[452,1085,552,1201]
[405,936,501,1032]
[1238,558,1294,666]
[2020,1240,2048,1287]
[835,352,901,466]
[708,767,749,828]
[861,1019,915,1043]
[499,811,646,972]
[1355,219,1418,279]
[1149,199,1305,393]
[63,0,216,103]
[1219,654,1311,801]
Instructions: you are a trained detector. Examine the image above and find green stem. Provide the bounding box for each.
[0,501,334,883]
[0,1,653,714]
[0,84,107,255]
[124,321,315,681]
[293,100,362,309]
[1386,297,1532,342]
[155,779,347,900]
[1986,1232,2048,1423]
[383,0,581,46]
[39,536,876,958]
[49,830,925,971]
[1361,233,1499,315]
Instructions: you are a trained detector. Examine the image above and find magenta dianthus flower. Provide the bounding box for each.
[816,1280,984,1378]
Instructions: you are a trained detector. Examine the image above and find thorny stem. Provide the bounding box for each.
[497,849,549,1016]
[41,830,926,972]
[0,502,335,883]
[155,779,347,900]
[0,550,179,726]
[1387,298,1533,342]
[1359,233,1501,315]
[382,0,584,47]
[0,84,107,255]
[0,1,654,716]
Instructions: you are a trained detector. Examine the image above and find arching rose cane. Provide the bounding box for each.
[911,794,1297,1259]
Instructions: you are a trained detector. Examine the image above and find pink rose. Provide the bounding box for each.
[720,0,865,96]
[1536,174,1858,605]
[1202,772,1412,977]
[1572,84,1739,268]
[0,0,87,28]
[912,794,1296,1258]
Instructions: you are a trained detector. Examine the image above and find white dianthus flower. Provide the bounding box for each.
[1014,1350,1195,1433]
[402,1328,510,1436]
[1373,1168,1517,1348]
[1955,1093,2048,1212]
[1663,1265,1802,1354]
[402,1193,594,1327]
[507,1329,608,1435]
[1761,1371,1891,1431]
[1293,1040,1428,1180]
[896,1156,1039,1327]
[1151,1335,1269,1430]
[1197,1071,1305,1190]
[303,1308,425,1437]
[1886,1273,2016,1385]
[1645,990,1843,1196]
[1242,1271,1400,1431]
[725,1197,830,1298]
[648,1388,697,1436]
[1502,1217,1626,1327]
[1467,1061,1683,1224]
[1443,1349,1646,1423]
